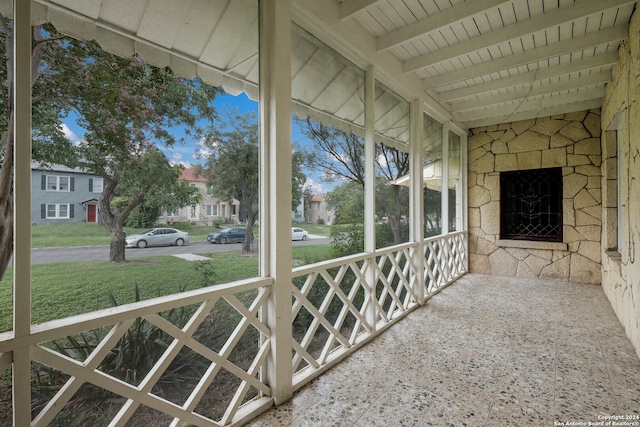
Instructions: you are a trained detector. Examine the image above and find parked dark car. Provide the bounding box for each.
[207,227,254,244]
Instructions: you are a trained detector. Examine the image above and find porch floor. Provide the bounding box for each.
[248,273,640,426]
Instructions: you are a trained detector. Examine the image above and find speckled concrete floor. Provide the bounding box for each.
[247,273,640,427]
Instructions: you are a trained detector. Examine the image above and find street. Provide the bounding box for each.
[27,236,331,265]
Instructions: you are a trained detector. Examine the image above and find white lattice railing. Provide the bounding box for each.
[0,277,274,427]
[291,232,467,389]
[0,232,466,425]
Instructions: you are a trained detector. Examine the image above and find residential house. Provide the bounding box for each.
[157,168,240,226]
[31,162,104,225]
[305,194,332,225]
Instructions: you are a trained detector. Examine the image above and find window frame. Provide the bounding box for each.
[499,167,563,242]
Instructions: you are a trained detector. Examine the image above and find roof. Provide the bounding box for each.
[179,168,208,183]
[15,0,637,131]
[310,194,325,202]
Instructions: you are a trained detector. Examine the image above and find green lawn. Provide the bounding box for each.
[0,244,333,332]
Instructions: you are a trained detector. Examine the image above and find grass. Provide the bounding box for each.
[30,222,331,248]
[0,244,333,332]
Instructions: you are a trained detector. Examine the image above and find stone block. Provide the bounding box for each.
[560,122,590,142]
[488,248,519,276]
[470,152,495,174]
[484,174,500,200]
[541,147,567,168]
[569,253,601,284]
[550,133,575,148]
[488,130,506,141]
[516,261,538,278]
[575,164,601,176]
[468,171,477,186]
[563,173,588,198]
[480,202,501,234]
[563,225,584,243]
[540,255,570,281]
[511,119,536,135]
[576,210,601,226]
[468,132,493,150]
[567,154,590,166]
[491,141,509,154]
[588,155,602,167]
[506,247,530,260]
[575,225,601,241]
[574,138,601,155]
[508,131,549,153]
[469,185,490,207]
[531,119,567,136]
[476,237,499,255]
[565,110,588,121]
[578,241,602,263]
[582,205,602,221]
[529,249,553,260]
[583,111,601,137]
[573,189,598,209]
[469,253,491,274]
[587,188,601,203]
[497,129,516,143]
[469,146,488,163]
[524,254,552,275]
[564,198,575,226]
[517,151,542,169]
[494,154,518,171]
[469,207,480,227]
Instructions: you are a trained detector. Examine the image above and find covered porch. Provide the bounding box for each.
[251,274,640,426]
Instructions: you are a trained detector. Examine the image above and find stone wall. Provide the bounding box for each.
[600,8,640,358]
[468,110,602,285]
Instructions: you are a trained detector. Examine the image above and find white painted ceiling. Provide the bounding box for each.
[341,0,637,128]
[9,0,639,131]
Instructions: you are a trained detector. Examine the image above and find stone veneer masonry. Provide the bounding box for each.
[468,110,602,285]
[601,8,640,358]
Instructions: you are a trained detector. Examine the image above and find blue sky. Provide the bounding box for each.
[60,91,334,194]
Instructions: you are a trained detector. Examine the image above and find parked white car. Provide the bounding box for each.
[292,227,309,241]
[126,228,189,248]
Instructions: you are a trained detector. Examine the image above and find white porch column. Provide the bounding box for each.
[364,66,376,330]
[13,0,32,425]
[409,100,425,305]
[259,0,293,405]
[441,123,450,236]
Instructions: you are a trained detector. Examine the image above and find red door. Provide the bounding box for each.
[87,204,97,223]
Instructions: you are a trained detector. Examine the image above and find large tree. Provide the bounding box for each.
[198,110,306,254]
[0,17,220,273]
[298,117,410,244]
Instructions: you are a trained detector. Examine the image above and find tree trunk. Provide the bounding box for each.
[242,207,256,255]
[390,186,403,244]
[0,130,14,282]
[109,227,127,262]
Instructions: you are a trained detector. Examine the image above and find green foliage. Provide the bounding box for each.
[331,224,365,258]
[124,200,161,228]
[325,181,364,224]
[168,221,194,231]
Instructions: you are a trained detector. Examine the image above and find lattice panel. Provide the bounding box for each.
[423,232,467,296]
[291,259,374,374]
[29,285,272,427]
[375,246,416,320]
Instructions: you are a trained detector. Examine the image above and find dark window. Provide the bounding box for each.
[500,168,563,242]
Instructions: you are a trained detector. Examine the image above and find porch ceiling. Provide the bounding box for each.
[342,0,637,128]
[11,0,638,130]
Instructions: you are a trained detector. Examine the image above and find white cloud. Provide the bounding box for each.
[173,152,182,160]
[304,177,324,194]
[60,123,79,144]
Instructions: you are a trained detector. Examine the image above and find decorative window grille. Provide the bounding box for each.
[500,168,563,242]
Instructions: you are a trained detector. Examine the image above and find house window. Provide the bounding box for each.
[90,178,103,193]
[44,204,72,219]
[206,205,218,216]
[206,185,213,196]
[167,209,180,217]
[231,205,237,215]
[500,168,562,242]
[45,175,71,192]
